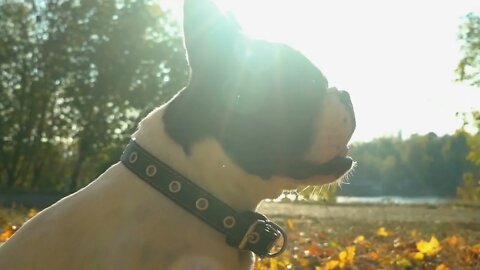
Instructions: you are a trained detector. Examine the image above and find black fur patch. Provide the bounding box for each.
[163,0,337,179]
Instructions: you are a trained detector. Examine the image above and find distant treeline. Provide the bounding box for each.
[340,132,475,197]
[1,1,479,199]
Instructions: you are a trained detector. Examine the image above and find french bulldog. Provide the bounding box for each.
[0,0,355,269]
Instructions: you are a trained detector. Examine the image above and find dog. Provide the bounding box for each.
[0,0,355,269]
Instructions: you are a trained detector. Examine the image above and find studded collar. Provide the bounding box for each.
[120,139,286,258]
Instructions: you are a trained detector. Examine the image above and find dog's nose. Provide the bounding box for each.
[338,90,356,132]
[338,90,352,109]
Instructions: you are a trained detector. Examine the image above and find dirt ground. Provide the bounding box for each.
[258,202,480,245]
[258,202,480,224]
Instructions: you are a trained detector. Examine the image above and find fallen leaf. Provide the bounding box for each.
[365,251,379,260]
[472,243,480,254]
[413,252,425,260]
[354,235,365,244]
[444,235,460,246]
[436,263,449,270]
[322,260,340,270]
[0,224,18,242]
[345,246,356,263]
[416,236,442,256]
[338,250,347,262]
[28,208,38,219]
[287,219,295,229]
[396,256,412,267]
[298,257,310,267]
[305,245,322,256]
[376,227,390,237]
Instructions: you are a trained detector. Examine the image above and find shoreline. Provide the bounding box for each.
[258,201,480,224]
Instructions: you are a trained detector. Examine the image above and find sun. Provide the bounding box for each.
[214,0,296,41]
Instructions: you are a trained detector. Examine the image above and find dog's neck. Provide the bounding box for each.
[131,104,286,212]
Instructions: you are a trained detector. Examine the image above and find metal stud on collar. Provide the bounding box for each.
[168,181,182,193]
[247,232,260,244]
[195,198,209,211]
[223,216,236,229]
[146,165,157,177]
[128,152,138,163]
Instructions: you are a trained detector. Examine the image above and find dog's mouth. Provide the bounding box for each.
[283,155,354,180]
[316,155,354,177]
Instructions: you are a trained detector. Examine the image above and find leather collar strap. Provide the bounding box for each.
[120,139,286,258]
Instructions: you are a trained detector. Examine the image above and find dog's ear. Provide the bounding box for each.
[183,0,243,72]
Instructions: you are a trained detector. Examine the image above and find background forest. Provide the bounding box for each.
[0,0,479,202]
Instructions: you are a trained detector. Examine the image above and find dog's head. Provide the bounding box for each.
[163,0,355,186]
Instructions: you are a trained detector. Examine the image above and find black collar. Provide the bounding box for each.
[120,139,286,258]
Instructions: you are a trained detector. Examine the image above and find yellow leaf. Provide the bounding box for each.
[436,263,449,270]
[472,243,480,254]
[28,208,38,219]
[322,260,340,270]
[338,250,347,262]
[346,246,356,263]
[287,219,295,229]
[336,246,355,268]
[298,258,310,267]
[416,236,442,256]
[0,225,18,242]
[353,235,365,244]
[396,257,412,267]
[376,227,390,237]
[413,252,424,260]
[269,258,278,270]
[279,256,292,268]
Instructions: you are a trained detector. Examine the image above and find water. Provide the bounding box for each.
[336,196,451,204]
[269,194,452,204]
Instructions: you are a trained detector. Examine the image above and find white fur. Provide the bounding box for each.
[0,88,353,269]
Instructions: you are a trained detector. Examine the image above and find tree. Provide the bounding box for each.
[456,12,480,201]
[338,133,472,197]
[457,13,480,87]
[0,0,188,192]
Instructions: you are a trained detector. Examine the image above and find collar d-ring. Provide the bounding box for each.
[265,221,288,257]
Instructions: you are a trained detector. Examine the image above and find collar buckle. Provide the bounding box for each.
[236,214,287,258]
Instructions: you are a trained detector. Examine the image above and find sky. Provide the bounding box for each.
[164,0,480,142]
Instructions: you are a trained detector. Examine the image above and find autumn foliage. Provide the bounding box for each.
[1,207,479,269]
[253,218,479,270]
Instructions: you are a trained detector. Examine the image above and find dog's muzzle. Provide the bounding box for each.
[120,140,287,257]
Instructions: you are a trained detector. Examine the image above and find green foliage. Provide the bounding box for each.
[457,172,480,202]
[457,115,480,202]
[456,12,480,87]
[463,111,480,166]
[0,0,188,192]
[341,133,474,197]
[456,12,480,202]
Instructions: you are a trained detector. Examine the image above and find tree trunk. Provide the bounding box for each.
[68,152,85,193]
